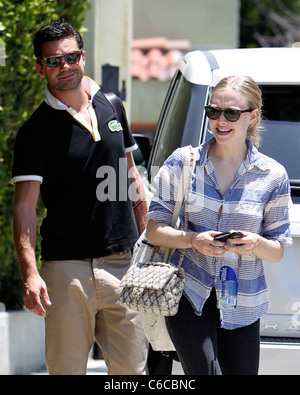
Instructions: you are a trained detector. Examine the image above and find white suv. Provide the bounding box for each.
[137,47,300,375]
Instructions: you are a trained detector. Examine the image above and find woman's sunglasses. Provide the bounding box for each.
[205,105,253,122]
[37,50,83,68]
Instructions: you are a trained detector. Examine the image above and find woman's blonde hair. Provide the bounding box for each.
[211,76,263,147]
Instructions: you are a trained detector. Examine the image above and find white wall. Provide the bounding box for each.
[0,311,45,375]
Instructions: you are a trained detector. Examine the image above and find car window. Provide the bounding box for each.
[261,85,300,122]
[259,120,300,181]
[259,85,300,202]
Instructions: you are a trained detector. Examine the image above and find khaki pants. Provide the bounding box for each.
[40,251,148,375]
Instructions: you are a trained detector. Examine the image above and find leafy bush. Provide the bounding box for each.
[0,0,90,309]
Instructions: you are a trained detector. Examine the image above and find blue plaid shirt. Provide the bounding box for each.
[147,138,292,329]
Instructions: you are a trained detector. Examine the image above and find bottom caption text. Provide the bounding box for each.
[103,378,197,392]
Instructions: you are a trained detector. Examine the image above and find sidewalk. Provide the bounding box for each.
[30,358,108,375]
[31,358,183,375]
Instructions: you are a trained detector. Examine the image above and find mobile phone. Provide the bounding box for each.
[214,232,231,242]
[214,231,244,242]
[229,231,245,239]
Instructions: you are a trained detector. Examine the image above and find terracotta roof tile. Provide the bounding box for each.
[131,37,191,82]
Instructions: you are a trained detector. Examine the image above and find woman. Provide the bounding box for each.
[146,76,292,375]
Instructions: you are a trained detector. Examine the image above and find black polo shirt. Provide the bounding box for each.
[12,86,139,261]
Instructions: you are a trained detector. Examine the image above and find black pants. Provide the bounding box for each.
[165,289,260,375]
[147,345,177,375]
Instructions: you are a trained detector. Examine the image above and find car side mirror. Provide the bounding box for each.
[133,134,151,167]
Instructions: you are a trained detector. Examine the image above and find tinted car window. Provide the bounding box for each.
[259,86,300,202]
[259,120,300,181]
[261,85,300,122]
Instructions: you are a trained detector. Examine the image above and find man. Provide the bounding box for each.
[12,20,148,375]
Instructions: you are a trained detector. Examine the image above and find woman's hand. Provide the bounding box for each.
[223,231,284,263]
[223,231,256,256]
[191,231,227,257]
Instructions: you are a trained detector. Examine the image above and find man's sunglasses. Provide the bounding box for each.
[37,50,83,68]
[205,105,253,122]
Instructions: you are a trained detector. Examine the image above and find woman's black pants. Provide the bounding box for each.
[165,289,260,375]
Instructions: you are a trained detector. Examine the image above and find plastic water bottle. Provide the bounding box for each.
[217,249,240,310]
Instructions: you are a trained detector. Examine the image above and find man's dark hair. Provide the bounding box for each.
[33,20,84,61]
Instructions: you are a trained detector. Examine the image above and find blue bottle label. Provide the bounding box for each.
[219,266,238,298]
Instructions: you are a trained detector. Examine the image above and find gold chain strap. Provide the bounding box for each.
[177,146,195,268]
[149,146,196,266]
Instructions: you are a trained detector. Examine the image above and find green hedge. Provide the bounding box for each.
[0,0,90,309]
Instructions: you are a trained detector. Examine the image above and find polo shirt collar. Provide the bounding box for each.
[45,76,100,110]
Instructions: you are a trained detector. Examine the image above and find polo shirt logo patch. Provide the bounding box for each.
[108,120,123,132]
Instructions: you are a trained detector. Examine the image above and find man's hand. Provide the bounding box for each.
[23,275,51,318]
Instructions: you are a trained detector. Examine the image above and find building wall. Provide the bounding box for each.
[133,0,239,50]
[131,0,240,129]
[83,0,133,115]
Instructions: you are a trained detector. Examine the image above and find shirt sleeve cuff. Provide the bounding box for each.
[146,201,174,226]
[10,175,43,185]
[125,143,138,153]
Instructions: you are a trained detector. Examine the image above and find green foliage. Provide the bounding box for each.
[240,0,300,48]
[0,0,90,309]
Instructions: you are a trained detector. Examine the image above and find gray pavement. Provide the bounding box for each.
[31,358,184,375]
[30,358,108,375]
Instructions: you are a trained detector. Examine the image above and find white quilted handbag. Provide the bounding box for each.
[118,255,186,316]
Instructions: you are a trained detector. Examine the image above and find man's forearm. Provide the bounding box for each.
[126,152,148,235]
[13,205,39,281]
[13,199,51,317]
